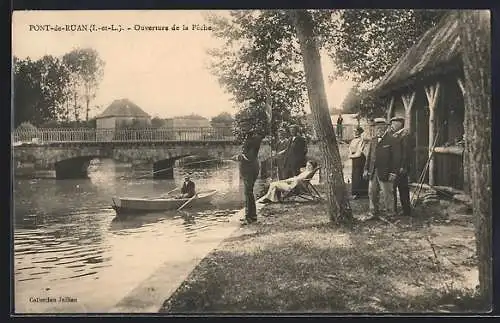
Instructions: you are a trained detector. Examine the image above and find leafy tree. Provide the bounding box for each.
[328,9,448,82]
[206,10,333,147]
[340,85,363,114]
[13,56,70,126]
[289,9,353,225]
[210,111,234,126]
[16,121,37,131]
[151,116,167,128]
[328,106,342,115]
[62,48,105,121]
[232,102,269,143]
[174,114,207,120]
[211,112,234,136]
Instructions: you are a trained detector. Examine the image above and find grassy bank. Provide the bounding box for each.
[159,186,485,313]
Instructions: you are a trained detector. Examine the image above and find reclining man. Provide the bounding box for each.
[258,160,318,203]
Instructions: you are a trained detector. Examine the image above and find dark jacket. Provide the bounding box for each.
[181,180,196,198]
[391,128,411,173]
[239,133,262,177]
[364,132,398,182]
[283,135,308,170]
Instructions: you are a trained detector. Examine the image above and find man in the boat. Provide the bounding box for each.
[258,160,318,203]
[178,175,196,198]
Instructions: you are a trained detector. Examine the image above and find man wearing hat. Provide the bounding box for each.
[179,175,196,198]
[233,116,263,225]
[279,124,308,178]
[390,116,412,217]
[363,117,398,219]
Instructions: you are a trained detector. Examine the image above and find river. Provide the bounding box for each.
[13,159,268,313]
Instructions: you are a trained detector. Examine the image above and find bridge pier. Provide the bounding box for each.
[55,158,91,179]
[153,159,175,179]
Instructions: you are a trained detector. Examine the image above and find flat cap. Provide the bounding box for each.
[390,116,405,122]
[373,117,388,124]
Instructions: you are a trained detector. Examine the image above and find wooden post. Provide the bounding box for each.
[386,96,395,120]
[457,76,470,193]
[401,91,416,132]
[424,82,441,186]
[415,106,419,182]
[457,77,465,96]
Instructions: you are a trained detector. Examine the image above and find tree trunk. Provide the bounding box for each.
[86,97,90,122]
[73,91,78,121]
[459,10,492,308]
[288,9,352,225]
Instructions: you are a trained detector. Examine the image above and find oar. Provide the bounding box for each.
[161,187,179,197]
[177,194,198,211]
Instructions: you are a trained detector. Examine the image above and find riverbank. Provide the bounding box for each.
[160,185,484,313]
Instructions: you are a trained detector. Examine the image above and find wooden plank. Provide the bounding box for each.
[386,96,395,120]
[434,146,464,155]
[457,77,465,96]
[402,91,416,132]
[425,82,441,186]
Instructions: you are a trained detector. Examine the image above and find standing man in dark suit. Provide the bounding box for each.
[279,125,308,178]
[389,116,412,217]
[363,118,398,219]
[336,114,344,141]
[233,118,263,225]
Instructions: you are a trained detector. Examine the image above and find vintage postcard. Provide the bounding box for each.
[11,9,491,314]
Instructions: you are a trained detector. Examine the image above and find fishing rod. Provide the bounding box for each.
[120,157,237,180]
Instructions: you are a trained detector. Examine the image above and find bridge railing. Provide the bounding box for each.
[12,127,236,143]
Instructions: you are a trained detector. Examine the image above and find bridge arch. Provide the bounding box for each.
[14,141,274,179]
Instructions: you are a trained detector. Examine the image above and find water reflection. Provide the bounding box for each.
[14,158,267,311]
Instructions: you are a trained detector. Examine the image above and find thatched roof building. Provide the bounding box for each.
[371,10,461,98]
[369,11,469,193]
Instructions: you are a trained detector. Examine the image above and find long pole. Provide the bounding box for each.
[177,194,198,211]
[264,51,274,180]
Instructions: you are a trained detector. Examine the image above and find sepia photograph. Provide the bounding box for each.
[11,9,491,314]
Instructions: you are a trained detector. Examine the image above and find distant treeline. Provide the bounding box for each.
[13,47,105,128]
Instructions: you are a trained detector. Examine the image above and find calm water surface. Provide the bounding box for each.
[13,159,268,313]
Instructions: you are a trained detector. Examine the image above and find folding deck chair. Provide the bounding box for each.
[280,167,323,202]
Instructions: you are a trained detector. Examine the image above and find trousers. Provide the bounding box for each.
[368,169,395,216]
[241,161,260,221]
[393,172,411,216]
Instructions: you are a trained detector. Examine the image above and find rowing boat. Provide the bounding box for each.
[111,190,217,216]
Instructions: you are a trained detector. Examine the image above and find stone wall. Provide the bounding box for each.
[13,142,274,172]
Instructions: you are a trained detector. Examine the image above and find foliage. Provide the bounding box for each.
[16,121,37,131]
[38,118,96,128]
[340,85,362,114]
[206,10,334,143]
[116,118,149,129]
[329,106,342,115]
[174,114,207,120]
[151,117,167,128]
[211,112,234,137]
[207,9,444,140]
[210,112,234,126]
[328,9,448,83]
[13,56,71,127]
[62,48,105,121]
[232,103,269,143]
[13,48,105,127]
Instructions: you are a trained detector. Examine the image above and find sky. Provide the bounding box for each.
[12,10,355,119]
